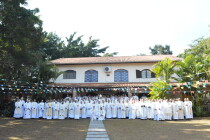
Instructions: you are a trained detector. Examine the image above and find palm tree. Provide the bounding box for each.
[151,58,177,83]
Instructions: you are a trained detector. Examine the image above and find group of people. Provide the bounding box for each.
[13,95,193,121]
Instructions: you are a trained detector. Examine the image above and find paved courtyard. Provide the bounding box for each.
[0,117,210,140]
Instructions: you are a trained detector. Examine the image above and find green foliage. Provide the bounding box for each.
[103,52,118,57]
[149,80,172,99]
[63,32,110,57]
[149,45,173,55]
[152,58,177,82]
[40,32,65,60]
[192,93,207,117]
[178,37,210,58]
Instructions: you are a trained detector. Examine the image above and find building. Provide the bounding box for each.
[51,55,181,96]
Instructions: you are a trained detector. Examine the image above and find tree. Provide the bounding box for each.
[137,53,146,56]
[0,0,43,83]
[40,32,65,60]
[178,37,210,58]
[149,45,173,55]
[63,32,111,57]
[151,58,177,83]
[103,52,118,57]
[149,79,172,99]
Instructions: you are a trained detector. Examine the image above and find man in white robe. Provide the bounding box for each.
[74,102,80,119]
[140,99,147,120]
[165,100,172,120]
[129,101,136,119]
[121,100,126,119]
[146,100,154,120]
[53,100,60,119]
[177,98,184,119]
[23,100,32,119]
[14,99,23,118]
[38,100,45,118]
[64,100,69,119]
[59,101,65,119]
[20,97,25,117]
[98,107,105,120]
[68,100,75,118]
[86,100,92,118]
[31,99,38,119]
[43,100,48,119]
[46,100,53,119]
[184,98,193,119]
[91,102,98,121]
[172,100,179,120]
[125,100,130,118]
[81,101,87,118]
[105,100,112,119]
[117,101,122,118]
[111,101,117,118]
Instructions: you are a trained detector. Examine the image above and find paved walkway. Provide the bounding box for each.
[86,120,110,140]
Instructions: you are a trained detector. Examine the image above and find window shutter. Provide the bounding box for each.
[151,72,156,78]
[136,70,142,78]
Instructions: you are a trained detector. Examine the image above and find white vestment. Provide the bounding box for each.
[46,102,53,119]
[111,103,117,118]
[59,103,65,119]
[38,102,45,118]
[53,102,60,119]
[68,102,75,118]
[14,101,23,118]
[105,103,112,118]
[74,103,80,119]
[23,102,31,119]
[31,102,38,119]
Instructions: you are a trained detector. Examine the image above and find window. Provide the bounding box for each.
[85,70,98,82]
[136,70,142,78]
[114,69,128,82]
[63,70,76,79]
[141,69,156,78]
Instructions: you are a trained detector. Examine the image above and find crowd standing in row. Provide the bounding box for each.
[13,95,193,121]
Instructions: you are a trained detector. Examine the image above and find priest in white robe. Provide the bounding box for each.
[140,99,147,120]
[177,99,184,119]
[68,101,75,118]
[23,100,32,119]
[31,99,38,119]
[46,100,53,119]
[105,101,112,119]
[53,100,60,119]
[172,100,179,120]
[86,100,92,118]
[81,101,87,118]
[59,101,65,119]
[14,99,23,118]
[38,100,45,118]
[111,101,117,118]
[184,98,193,119]
[121,100,126,119]
[98,107,105,120]
[74,102,80,119]
[146,101,154,120]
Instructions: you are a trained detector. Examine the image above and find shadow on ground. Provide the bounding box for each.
[104,117,210,140]
[0,118,90,140]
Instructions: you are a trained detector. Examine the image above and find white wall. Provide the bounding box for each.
[54,63,158,83]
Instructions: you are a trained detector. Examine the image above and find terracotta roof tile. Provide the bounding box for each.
[51,55,182,65]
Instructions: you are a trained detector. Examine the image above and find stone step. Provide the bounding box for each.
[86,138,110,140]
[86,134,109,138]
[87,132,108,135]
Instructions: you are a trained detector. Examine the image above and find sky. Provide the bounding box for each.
[27,0,210,56]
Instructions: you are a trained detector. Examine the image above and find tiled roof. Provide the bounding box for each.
[49,82,179,88]
[51,55,182,65]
